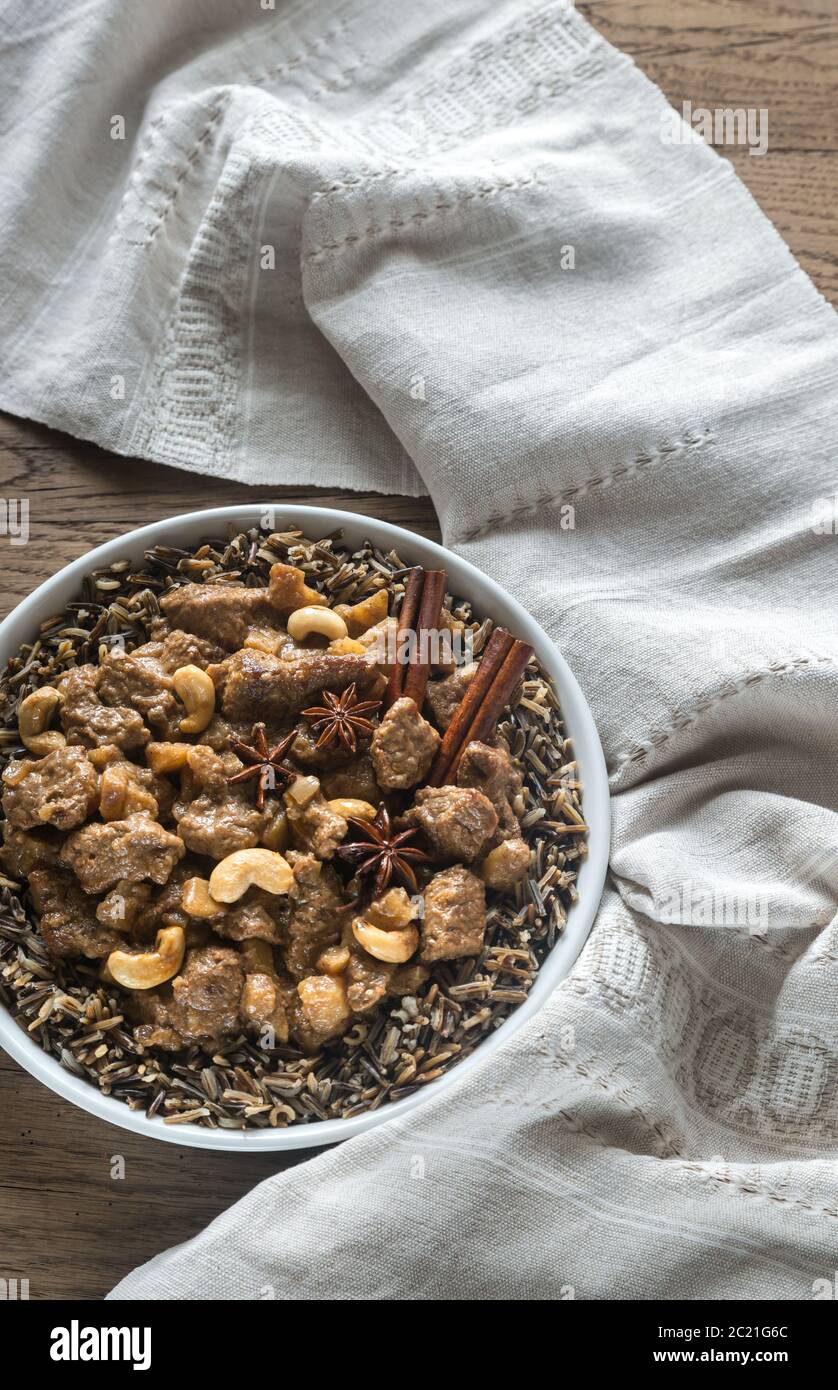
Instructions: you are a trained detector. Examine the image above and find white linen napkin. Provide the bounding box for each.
[2,0,838,1301]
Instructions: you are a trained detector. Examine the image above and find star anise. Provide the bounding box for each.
[227,723,297,810]
[301,682,381,754]
[336,804,431,896]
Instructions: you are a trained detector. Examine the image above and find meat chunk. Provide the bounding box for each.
[403,786,498,863]
[290,721,357,769]
[98,758,174,822]
[28,868,122,959]
[216,648,379,725]
[370,697,440,790]
[2,746,98,831]
[240,966,290,1044]
[1,823,62,879]
[457,740,523,838]
[211,891,287,945]
[319,755,381,805]
[345,949,393,1013]
[172,745,267,859]
[479,837,531,891]
[60,814,185,893]
[420,866,486,962]
[95,880,152,930]
[131,631,226,673]
[97,649,179,738]
[160,584,276,651]
[425,663,477,730]
[292,974,350,1051]
[285,790,347,860]
[283,852,345,979]
[57,665,149,751]
[132,945,244,1051]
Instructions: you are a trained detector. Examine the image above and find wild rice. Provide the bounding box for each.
[0,521,586,1130]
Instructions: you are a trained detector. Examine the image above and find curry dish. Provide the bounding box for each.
[0,526,586,1129]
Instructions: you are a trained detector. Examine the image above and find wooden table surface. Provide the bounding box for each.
[1,0,836,1301]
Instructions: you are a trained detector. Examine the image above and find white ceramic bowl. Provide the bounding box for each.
[0,505,609,1150]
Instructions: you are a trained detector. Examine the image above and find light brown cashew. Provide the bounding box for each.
[17,686,66,757]
[107,926,185,990]
[146,741,191,774]
[352,917,419,964]
[208,848,294,903]
[286,606,348,643]
[181,876,224,918]
[327,797,377,821]
[268,563,327,614]
[172,664,215,734]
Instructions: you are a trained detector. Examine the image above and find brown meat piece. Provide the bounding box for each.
[98,758,174,822]
[345,949,393,1013]
[57,665,149,751]
[132,945,244,1051]
[371,696,440,790]
[457,740,523,838]
[28,868,122,959]
[95,880,152,930]
[160,584,276,651]
[216,648,379,725]
[2,746,98,831]
[420,866,486,962]
[97,648,180,739]
[479,837,531,891]
[285,791,347,860]
[319,756,381,805]
[403,785,497,863]
[132,631,226,673]
[283,852,345,980]
[60,813,185,893]
[173,745,267,858]
[0,823,62,879]
[425,663,477,730]
[290,721,357,769]
[212,891,287,945]
[387,962,430,996]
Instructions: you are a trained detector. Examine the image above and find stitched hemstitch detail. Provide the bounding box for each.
[613,653,837,773]
[304,173,545,263]
[674,1162,838,1221]
[453,428,715,543]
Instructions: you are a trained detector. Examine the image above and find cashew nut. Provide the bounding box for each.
[268,563,327,614]
[352,917,419,964]
[181,876,224,918]
[208,848,294,903]
[17,686,66,757]
[146,741,191,774]
[286,606,348,643]
[107,926,185,990]
[327,797,377,821]
[172,664,215,734]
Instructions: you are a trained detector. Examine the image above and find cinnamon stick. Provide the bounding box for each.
[402,569,446,709]
[447,637,533,780]
[386,566,424,707]
[427,627,514,785]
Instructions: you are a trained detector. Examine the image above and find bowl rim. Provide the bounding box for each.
[0,503,609,1152]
